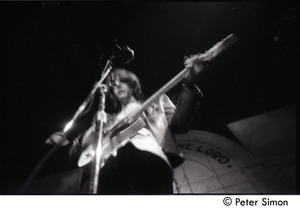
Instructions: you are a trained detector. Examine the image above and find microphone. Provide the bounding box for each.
[111,42,135,64]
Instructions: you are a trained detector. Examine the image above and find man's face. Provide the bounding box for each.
[112,79,133,104]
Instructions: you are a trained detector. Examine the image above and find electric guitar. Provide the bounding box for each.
[78,33,238,167]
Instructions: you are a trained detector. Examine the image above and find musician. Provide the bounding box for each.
[66,56,206,194]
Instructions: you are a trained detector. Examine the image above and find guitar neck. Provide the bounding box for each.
[112,33,238,128]
[129,67,188,120]
[129,34,238,121]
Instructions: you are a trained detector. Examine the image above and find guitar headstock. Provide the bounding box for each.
[186,34,238,64]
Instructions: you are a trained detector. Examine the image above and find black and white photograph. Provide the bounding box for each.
[0,1,297,198]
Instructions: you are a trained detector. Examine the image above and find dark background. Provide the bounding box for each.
[0,2,297,194]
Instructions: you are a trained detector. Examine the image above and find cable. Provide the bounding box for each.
[17,144,61,194]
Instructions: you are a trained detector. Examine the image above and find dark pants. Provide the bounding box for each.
[80,143,174,195]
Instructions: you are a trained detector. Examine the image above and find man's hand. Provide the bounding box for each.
[45,132,70,146]
[183,54,208,87]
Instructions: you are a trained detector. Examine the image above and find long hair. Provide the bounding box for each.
[106,68,144,111]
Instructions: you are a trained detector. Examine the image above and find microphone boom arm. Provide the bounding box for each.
[62,59,112,135]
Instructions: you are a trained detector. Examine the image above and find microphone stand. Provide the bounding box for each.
[60,54,116,194]
[88,83,107,194]
[65,58,112,194]
[59,57,113,194]
[70,59,111,194]
[20,59,113,194]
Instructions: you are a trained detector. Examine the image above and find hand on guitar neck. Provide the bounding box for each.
[183,54,208,89]
[182,34,239,90]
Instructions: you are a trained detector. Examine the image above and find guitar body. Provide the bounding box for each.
[78,117,146,167]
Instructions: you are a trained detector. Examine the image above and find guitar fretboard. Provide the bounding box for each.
[109,34,238,132]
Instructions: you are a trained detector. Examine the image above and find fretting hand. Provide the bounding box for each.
[183,54,208,89]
